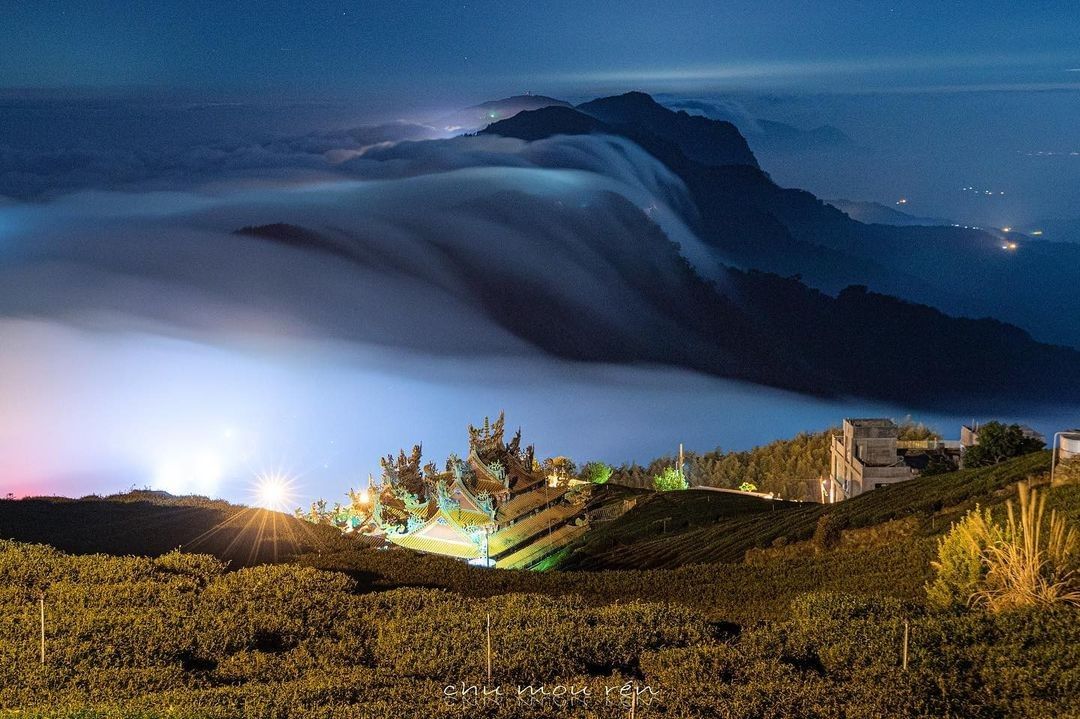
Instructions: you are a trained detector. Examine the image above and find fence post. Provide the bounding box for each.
[902,619,909,671]
[39,593,45,666]
[486,613,492,684]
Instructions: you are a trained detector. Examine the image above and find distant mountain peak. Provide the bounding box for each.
[480,106,612,141]
[577,91,685,128]
[595,90,662,106]
[442,95,572,133]
[469,94,570,111]
[482,91,759,169]
[577,91,759,168]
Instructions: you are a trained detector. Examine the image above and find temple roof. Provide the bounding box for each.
[386,509,482,559]
[370,413,584,565]
[488,501,582,557]
[495,523,587,569]
[472,475,508,496]
[468,448,544,496]
[448,507,495,527]
[390,532,481,560]
[496,485,565,524]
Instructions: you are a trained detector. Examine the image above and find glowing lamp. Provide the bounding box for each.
[252,472,296,510]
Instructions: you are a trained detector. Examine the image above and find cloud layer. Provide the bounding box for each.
[1,132,721,357]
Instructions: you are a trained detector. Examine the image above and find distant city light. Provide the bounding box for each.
[960,186,1005,197]
[1032,230,1044,236]
[154,462,186,495]
[1002,242,1018,251]
[192,454,223,495]
[154,453,223,496]
[1002,227,1011,232]
[896,198,908,205]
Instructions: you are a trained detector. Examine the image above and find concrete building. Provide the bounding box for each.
[828,419,916,502]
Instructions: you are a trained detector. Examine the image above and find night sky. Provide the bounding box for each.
[3,1,1079,99]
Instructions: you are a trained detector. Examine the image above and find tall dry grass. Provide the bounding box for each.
[929,482,1080,611]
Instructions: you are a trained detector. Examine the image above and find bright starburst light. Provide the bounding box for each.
[252,471,297,511]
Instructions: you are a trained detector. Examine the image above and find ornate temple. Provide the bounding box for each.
[368,414,586,569]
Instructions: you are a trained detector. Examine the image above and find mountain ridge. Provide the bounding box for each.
[481,94,1080,349]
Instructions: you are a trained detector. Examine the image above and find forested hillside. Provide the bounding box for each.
[609,430,831,498]
[608,421,941,498]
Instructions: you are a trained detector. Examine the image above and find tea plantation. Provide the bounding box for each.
[0,453,1075,718]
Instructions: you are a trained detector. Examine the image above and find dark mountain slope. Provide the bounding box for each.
[727,273,1077,403]
[470,94,571,114]
[443,94,572,131]
[229,198,815,394]
[482,102,981,317]
[577,91,758,168]
[234,210,1080,408]
[484,94,1080,348]
[472,105,610,141]
[476,105,1080,408]
[0,492,352,567]
[827,199,950,227]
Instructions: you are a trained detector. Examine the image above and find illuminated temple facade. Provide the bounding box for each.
[370,414,586,569]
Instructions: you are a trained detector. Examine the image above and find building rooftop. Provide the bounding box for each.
[845,418,897,427]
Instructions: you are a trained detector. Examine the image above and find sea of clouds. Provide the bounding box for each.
[0,99,759,500]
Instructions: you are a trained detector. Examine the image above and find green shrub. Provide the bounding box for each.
[963,422,1045,468]
[153,551,227,586]
[812,513,846,550]
[653,467,688,491]
[580,462,613,485]
[926,504,996,610]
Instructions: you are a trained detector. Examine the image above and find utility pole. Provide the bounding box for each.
[678,443,684,478]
